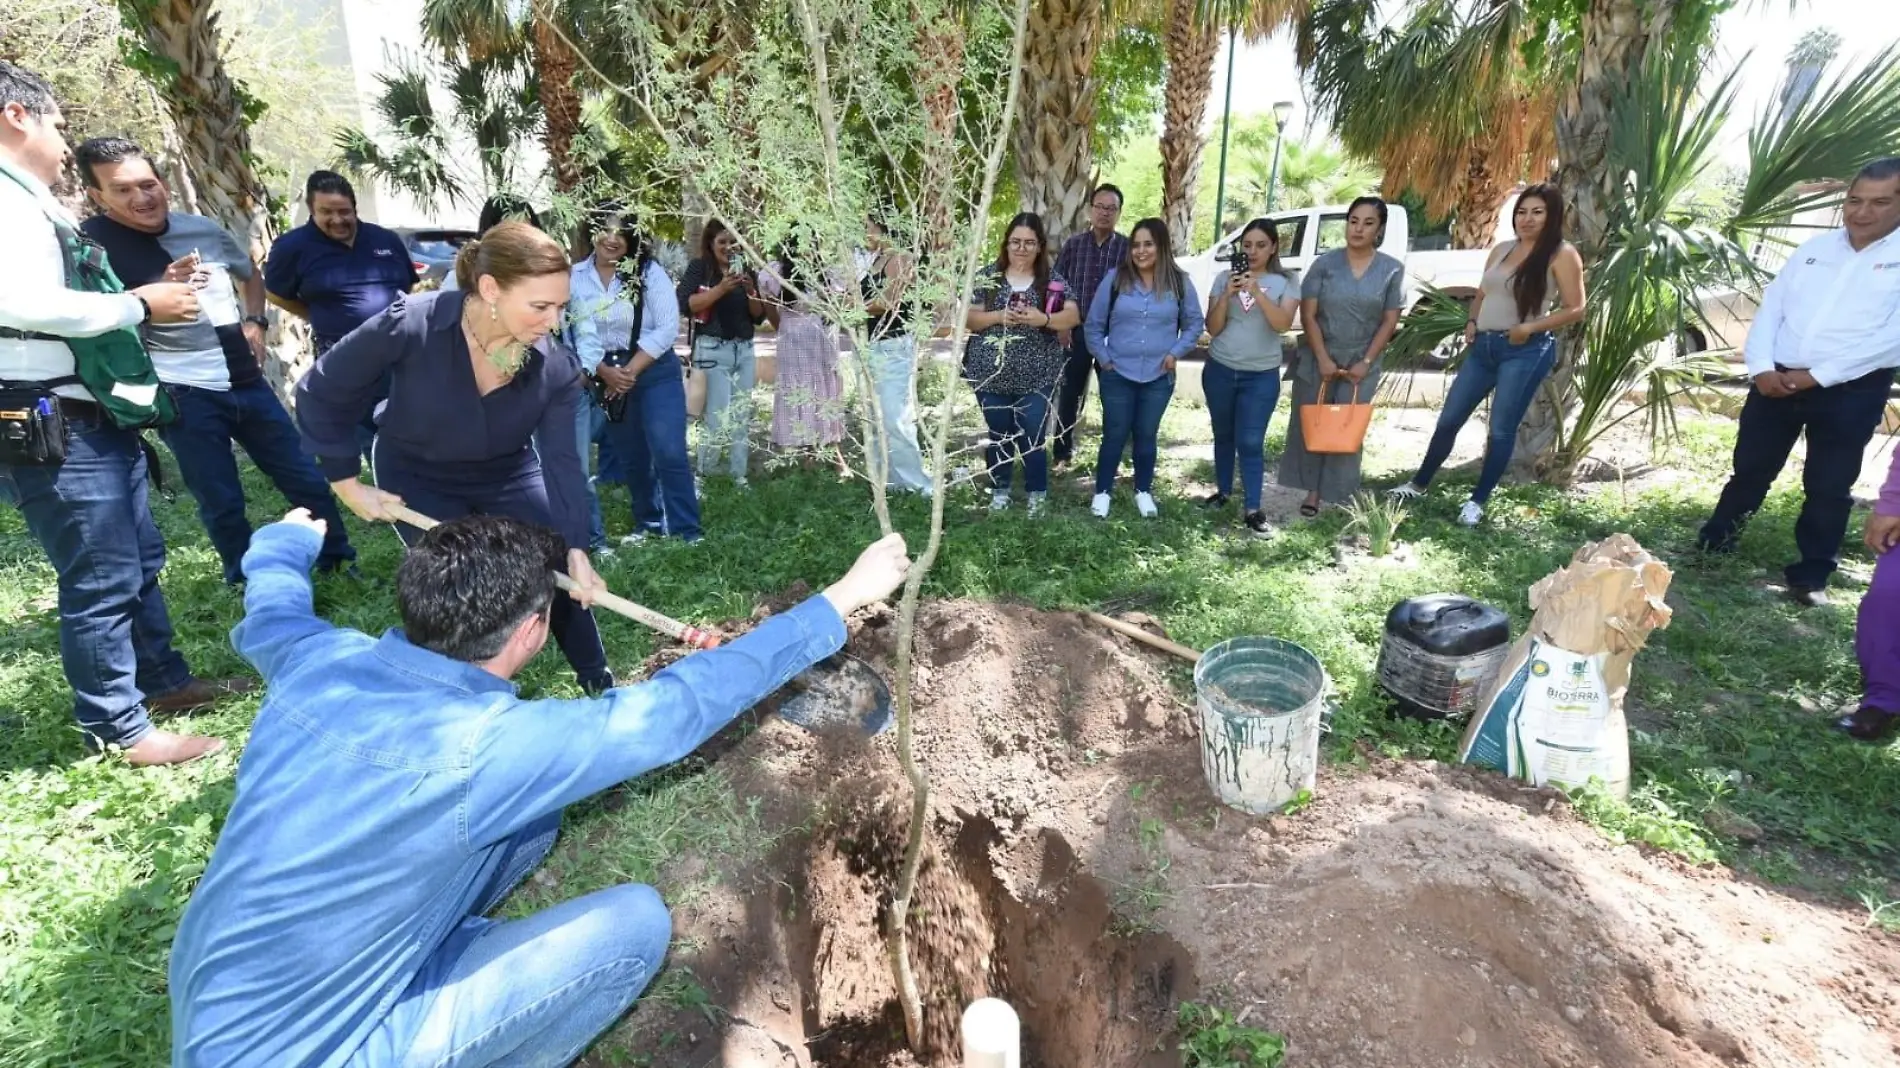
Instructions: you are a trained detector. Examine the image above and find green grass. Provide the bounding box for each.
[1,398,1895,1065]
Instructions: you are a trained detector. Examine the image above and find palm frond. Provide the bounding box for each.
[421,0,525,63]
[1732,43,1900,234]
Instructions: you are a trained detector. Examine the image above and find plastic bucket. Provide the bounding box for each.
[1194,636,1328,814]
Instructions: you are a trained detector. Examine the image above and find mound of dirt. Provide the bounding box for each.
[613,598,1900,1068]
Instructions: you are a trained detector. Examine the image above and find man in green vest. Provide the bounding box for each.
[0,61,253,766]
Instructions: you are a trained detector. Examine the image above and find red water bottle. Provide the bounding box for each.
[1044,278,1066,315]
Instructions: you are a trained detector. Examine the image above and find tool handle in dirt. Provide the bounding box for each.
[1085,612,1202,663]
[383,504,722,650]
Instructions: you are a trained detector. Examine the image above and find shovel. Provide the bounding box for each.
[381,504,891,734]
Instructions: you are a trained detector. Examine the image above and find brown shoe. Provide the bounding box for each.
[1785,585,1831,609]
[122,730,226,767]
[146,676,258,716]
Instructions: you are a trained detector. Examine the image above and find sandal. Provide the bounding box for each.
[1299,502,1321,518]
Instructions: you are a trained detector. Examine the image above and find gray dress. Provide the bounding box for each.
[1279,248,1406,503]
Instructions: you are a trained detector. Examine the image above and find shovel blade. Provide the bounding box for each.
[776,653,893,736]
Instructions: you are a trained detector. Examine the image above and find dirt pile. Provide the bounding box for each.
[617,598,1900,1068]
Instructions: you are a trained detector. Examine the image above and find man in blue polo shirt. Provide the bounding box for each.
[265,172,416,450]
[78,137,357,585]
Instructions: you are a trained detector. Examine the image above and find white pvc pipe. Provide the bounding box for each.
[962,997,1021,1068]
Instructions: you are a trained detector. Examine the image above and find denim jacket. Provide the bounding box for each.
[1084,270,1206,383]
[169,522,845,1067]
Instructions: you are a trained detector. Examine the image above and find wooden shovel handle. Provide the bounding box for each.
[1085,611,1201,663]
[385,504,722,650]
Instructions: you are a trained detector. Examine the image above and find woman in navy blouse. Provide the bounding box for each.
[296,222,614,693]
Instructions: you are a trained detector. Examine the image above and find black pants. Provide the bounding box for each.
[1698,367,1894,589]
[372,441,612,687]
[1051,332,1098,465]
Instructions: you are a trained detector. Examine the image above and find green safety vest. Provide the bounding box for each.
[0,164,175,429]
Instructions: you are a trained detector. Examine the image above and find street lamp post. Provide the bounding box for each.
[1210,25,1240,244]
[1265,99,1295,213]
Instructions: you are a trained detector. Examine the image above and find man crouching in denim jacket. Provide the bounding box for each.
[168,508,910,1068]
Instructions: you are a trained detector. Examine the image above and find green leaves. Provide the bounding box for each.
[1178,1001,1288,1068]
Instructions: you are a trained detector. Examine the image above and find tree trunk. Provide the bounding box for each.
[1014,0,1106,244]
[1159,7,1221,244]
[1515,0,1679,479]
[1449,147,1502,250]
[137,0,289,391]
[916,6,967,264]
[533,15,583,193]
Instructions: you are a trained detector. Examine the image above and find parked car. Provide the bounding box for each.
[392,227,478,286]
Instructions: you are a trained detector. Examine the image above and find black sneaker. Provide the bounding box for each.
[1244,510,1273,538]
[1201,492,1230,509]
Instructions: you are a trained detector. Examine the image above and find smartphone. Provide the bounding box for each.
[1229,246,1250,279]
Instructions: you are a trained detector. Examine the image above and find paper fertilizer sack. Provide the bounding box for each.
[1457,533,1673,799]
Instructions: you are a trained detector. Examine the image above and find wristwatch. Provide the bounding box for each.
[136,294,153,323]
[243,315,269,329]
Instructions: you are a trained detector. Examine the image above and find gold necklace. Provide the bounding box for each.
[462,304,529,376]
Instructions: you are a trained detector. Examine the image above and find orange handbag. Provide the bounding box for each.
[1300,372,1374,454]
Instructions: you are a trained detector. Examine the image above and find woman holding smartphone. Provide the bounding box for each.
[1204,219,1299,537]
[680,220,767,485]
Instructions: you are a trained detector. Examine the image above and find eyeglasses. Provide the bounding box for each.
[1007,239,1040,250]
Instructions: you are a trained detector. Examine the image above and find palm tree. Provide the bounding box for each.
[1014,0,1110,243]
[123,0,274,264]
[421,0,587,192]
[1157,0,1306,245]
[334,52,543,210]
[1305,0,1557,250]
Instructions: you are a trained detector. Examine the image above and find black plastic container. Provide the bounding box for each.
[1376,595,1512,721]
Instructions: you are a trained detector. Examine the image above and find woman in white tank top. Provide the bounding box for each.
[1389,184,1587,526]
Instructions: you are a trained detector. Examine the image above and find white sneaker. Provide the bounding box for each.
[1458,500,1484,527]
[1026,492,1047,518]
[733,476,749,490]
[1135,491,1158,518]
[619,530,650,546]
[1090,492,1111,518]
[990,490,1011,511]
[1388,482,1426,501]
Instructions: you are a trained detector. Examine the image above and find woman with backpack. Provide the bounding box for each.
[961,213,1080,516]
[1204,218,1300,537]
[1084,218,1204,519]
[1279,196,1405,517]
[572,209,699,545]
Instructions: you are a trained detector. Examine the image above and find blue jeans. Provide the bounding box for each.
[602,361,702,541]
[0,413,192,748]
[1203,360,1282,511]
[867,336,930,492]
[693,337,755,479]
[976,390,1052,493]
[160,380,356,584]
[572,393,610,550]
[1413,330,1557,503]
[348,813,674,1067]
[1095,369,1175,494]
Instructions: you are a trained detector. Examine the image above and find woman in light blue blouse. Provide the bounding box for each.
[1084,218,1203,519]
[570,209,699,544]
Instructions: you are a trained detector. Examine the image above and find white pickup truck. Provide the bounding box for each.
[1177,198,1517,320]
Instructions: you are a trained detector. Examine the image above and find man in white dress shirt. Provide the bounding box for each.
[1699,158,1900,608]
[0,61,249,766]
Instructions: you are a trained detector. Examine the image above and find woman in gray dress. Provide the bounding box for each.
[1279,196,1405,515]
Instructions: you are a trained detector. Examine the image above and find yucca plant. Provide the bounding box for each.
[1343,491,1408,558]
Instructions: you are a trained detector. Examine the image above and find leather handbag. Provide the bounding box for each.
[1300,372,1374,454]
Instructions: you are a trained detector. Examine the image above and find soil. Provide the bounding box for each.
[607,599,1900,1068]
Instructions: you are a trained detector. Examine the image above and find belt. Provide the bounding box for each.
[56,395,103,420]
[0,327,64,343]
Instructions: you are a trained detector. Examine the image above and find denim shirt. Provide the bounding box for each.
[1084,270,1206,383]
[168,522,846,1068]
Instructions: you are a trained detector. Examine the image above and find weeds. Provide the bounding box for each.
[1341,491,1409,557]
[1111,813,1173,936]
[1859,892,1900,934]
[1177,1001,1287,1068]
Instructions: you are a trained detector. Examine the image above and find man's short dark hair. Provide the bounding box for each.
[1092,183,1125,209]
[0,61,57,117]
[74,137,150,188]
[396,515,565,663]
[305,170,356,207]
[1854,157,1900,186]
